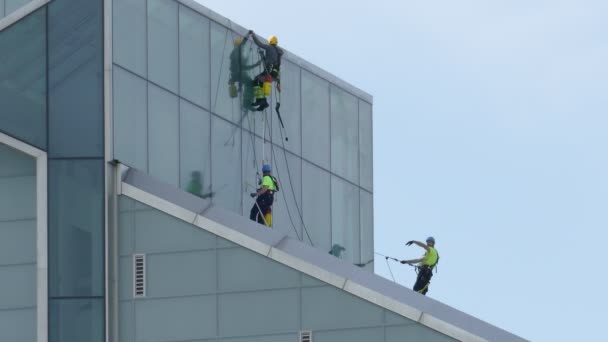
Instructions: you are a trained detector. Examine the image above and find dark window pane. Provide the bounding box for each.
[49,159,104,297]
[0,8,46,149]
[50,298,104,342]
[48,0,103,157]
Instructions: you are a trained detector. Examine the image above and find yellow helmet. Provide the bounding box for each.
[268,35,278,45]
[234,37,243,46]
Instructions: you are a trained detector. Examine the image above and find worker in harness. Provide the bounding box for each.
[249,164,279,227]
[247,30,283,111]
[228,36,260,110]
[401,237,439,296]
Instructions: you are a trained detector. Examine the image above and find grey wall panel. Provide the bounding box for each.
[313,327,384,342]
[0,220,36,265]
[119,256,132,300]
[386,324,458,342]
[0,264,36,310]
[0,308,36,342]
[119,302,135,342]
[218,289,299,337]
[0,143,36,176]
[147,250,217,297]
[0,176,36,221]
[218,247,299,292]
[301,285,383,330]
[385,309,415,326]
[135,295,217,341]
[220,334,298,342]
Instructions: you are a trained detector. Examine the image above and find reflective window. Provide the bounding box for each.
[211,116,241,213]
[179,5,210,109]
[180,100,211,197]
[302,161,331,252]
[49,298,104,342]
[271,148,302,240]
[360,190,373,267]
[301,70,330,169]
[148,0,178,92]
[331,176,360,263]
[331,86,359,184]
[49,160,104,297]
[113,67,148,171]
[271,60,301,155]
[359,100,373,191]
[0,8,46,149]
[113,0,147,76]
[148,84,179,186]
[48,0,103,158]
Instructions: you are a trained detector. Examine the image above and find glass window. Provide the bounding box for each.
[113,67,147,171]
[179,5,210,109]
[331,86,359,184]
[271,60,301,155]
[301,70,330,169]
[180,100,211,196]
[148,84,179,186]
[360,190,373,268]
[359,100,373,191]
[302,161,331,252]
[0,8,46,149]
[49,160,104,297]
[148,0,178,92]
[49,298,104,342]
[211,116,241,213]
[113,0,147,76]
[48,0,103,158]
[331,176,360,263]
[271,148,302,240]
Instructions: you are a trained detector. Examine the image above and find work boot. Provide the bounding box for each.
[256,98,269,111]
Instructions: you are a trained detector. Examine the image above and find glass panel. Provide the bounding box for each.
[148,0,178,92]
[0,8,46,149]
[179,5,210,109]
[302,161,331,252]
[301,70,329,169]
[49,298,104,342]
[179,100,211,197]
[113,0,147,76]
[331,176,360,263]
[5,0,32,14]
[271,60,301,155]
[0,144,36,223]
[211,116,241,212]
[49,160,104,297]
[48,0,103,158]
[359,100,373,191]
[113,67,148,171]
[360,190,373,268]
[148,84,179,186]
[271,148,302,240]
[331,86,359,184]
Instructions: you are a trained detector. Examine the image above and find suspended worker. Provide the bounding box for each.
[228,36,260,110]
[249,164,279,227]
[401,237,439,296]
[248,30,283,111]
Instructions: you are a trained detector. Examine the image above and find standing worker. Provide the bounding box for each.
[247,30,283,111]
[249,164,279,227]
[401,237,439,295]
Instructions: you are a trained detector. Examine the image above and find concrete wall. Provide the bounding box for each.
[118,196,453,342]
[0,143,37,342]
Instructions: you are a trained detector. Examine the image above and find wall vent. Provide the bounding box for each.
[300,331,312,342]
[133,254,146,298]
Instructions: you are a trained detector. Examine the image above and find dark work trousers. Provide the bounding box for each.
[253,65,280,87]
[249,193,273,225]
[413,266,433,295]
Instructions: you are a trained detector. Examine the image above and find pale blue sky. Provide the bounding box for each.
[198,1,608,340]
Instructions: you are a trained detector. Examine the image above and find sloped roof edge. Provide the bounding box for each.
[0,0,49,32]
[120,166,526,342]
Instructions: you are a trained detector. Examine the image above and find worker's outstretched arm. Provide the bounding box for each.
[249,30,265,48]
[401,257,423,265]
[406,240,430,252]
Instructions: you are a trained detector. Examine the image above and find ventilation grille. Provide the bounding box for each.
[133,254,146,298]
[300,331,312,342]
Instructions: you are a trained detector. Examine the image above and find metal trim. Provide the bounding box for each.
[0,0,50,32]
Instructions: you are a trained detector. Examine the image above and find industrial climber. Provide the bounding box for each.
[248,30,283,111]
[249,164,279,227]
[228,36,260,110]
[401,237,439,295]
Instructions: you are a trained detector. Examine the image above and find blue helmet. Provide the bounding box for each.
[426,236,435,244]
[262,164,271,173]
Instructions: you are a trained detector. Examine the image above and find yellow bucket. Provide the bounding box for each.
[263,81,272,96]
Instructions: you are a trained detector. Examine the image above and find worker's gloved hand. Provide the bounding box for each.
[250,192,257,198]
[406,240,414,246]
[248,30,254,35]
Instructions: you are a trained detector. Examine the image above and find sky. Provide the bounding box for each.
[197,1,608,340]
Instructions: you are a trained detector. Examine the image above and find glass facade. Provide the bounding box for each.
[112,0,374,265]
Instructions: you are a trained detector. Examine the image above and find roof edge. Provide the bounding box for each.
[177,0,373,103]
[0,0,49,32]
